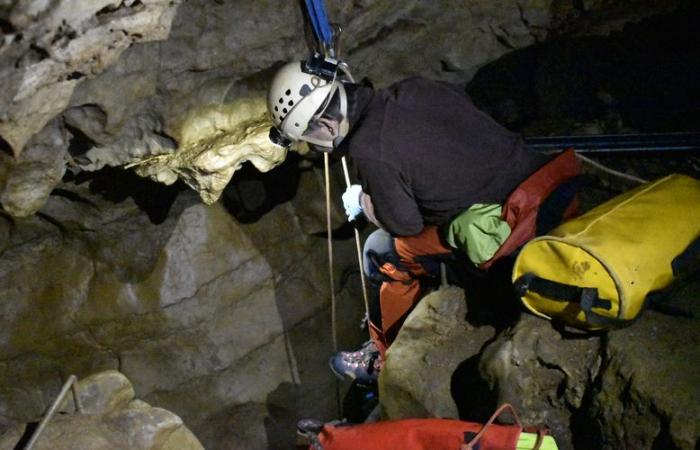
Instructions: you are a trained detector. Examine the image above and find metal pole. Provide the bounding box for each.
[25,375,81,450]
[525,132,700,154]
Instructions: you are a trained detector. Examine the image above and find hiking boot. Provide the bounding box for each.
[329,341,382,385]
[296,418,324,449]
[296,418,346,449]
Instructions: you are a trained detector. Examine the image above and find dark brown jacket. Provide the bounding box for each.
[343,77,548,236]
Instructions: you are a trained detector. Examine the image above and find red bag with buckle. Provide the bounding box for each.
[315,404,544,450]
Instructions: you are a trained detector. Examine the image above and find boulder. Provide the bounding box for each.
[380,279,700,450]
[0,370,204,450]
[590,281,700,450]
[380,286,496,419]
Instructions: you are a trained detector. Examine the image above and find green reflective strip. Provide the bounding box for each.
[517,432,559,450]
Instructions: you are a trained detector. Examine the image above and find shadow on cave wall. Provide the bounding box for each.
[467,1,700,135]
[217,151,368,448]
[221,153,303,224]
[64,167,187,225]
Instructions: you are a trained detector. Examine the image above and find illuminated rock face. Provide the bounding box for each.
[0,0,679,217]
[127,97,288,205]
[0,176,359,449]
[0,370,204,450]
[0,1,689,448]
[0,0,181,217]
[0,0,181,157]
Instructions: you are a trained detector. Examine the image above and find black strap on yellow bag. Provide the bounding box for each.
[515,272,636,328]
[513,174,700,331]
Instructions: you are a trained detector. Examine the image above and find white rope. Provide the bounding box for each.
[340,156,371,327]
[576,152,649,184]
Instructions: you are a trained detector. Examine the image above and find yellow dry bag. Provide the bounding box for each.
[512,174,700,331]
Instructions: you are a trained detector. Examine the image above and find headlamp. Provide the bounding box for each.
[268,127,292,149]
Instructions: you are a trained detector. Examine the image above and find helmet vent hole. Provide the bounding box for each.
[288,100,294,106]
[278,98,283,104]
[294,123,299,127]
[282,108,288,113]
[285,89,291,96]
[274,106,278,112]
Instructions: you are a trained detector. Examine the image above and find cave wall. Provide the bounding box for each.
[0,0,681,217]
[0,1,688,449]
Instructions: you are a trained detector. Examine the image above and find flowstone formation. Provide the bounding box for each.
[126,97,289,205]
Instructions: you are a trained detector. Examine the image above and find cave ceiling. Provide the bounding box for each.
[0,0,682,217]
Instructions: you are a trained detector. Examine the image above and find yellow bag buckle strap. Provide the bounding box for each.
[514,273,611,309]
[515,273,637,328]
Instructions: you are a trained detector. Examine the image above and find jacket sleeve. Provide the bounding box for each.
[357,160,424,237]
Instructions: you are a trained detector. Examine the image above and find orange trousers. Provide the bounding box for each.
[369,226,452,358]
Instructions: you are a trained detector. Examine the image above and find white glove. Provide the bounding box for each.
[342,184,363,221]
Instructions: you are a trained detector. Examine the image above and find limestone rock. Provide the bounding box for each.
[590,281,700,450]
[76,110,177,173]
[59,370,135,415]
[0,173,364,449]
[0,0,673,217]
[127,96,286,204]
[0,0,181,157]
[0,371,203,450]
[381,276,700,450]
[478,315,602,449]
[0,119,68,217]
[380,287,496,419]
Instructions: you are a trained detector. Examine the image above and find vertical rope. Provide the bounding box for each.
[324,153,338,354]
[340,157,371,327]
[323,153,342,417]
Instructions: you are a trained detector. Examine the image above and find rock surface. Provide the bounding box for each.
[380,286,496,419]
[0,0,680,216]
[380,279,700,450]
[0,370,204,450]
[0,1,694,449]
[0,166,362,449]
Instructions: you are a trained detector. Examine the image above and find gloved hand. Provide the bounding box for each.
[342,184,363,221]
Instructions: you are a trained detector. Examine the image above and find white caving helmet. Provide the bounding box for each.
[267,60,349,149]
